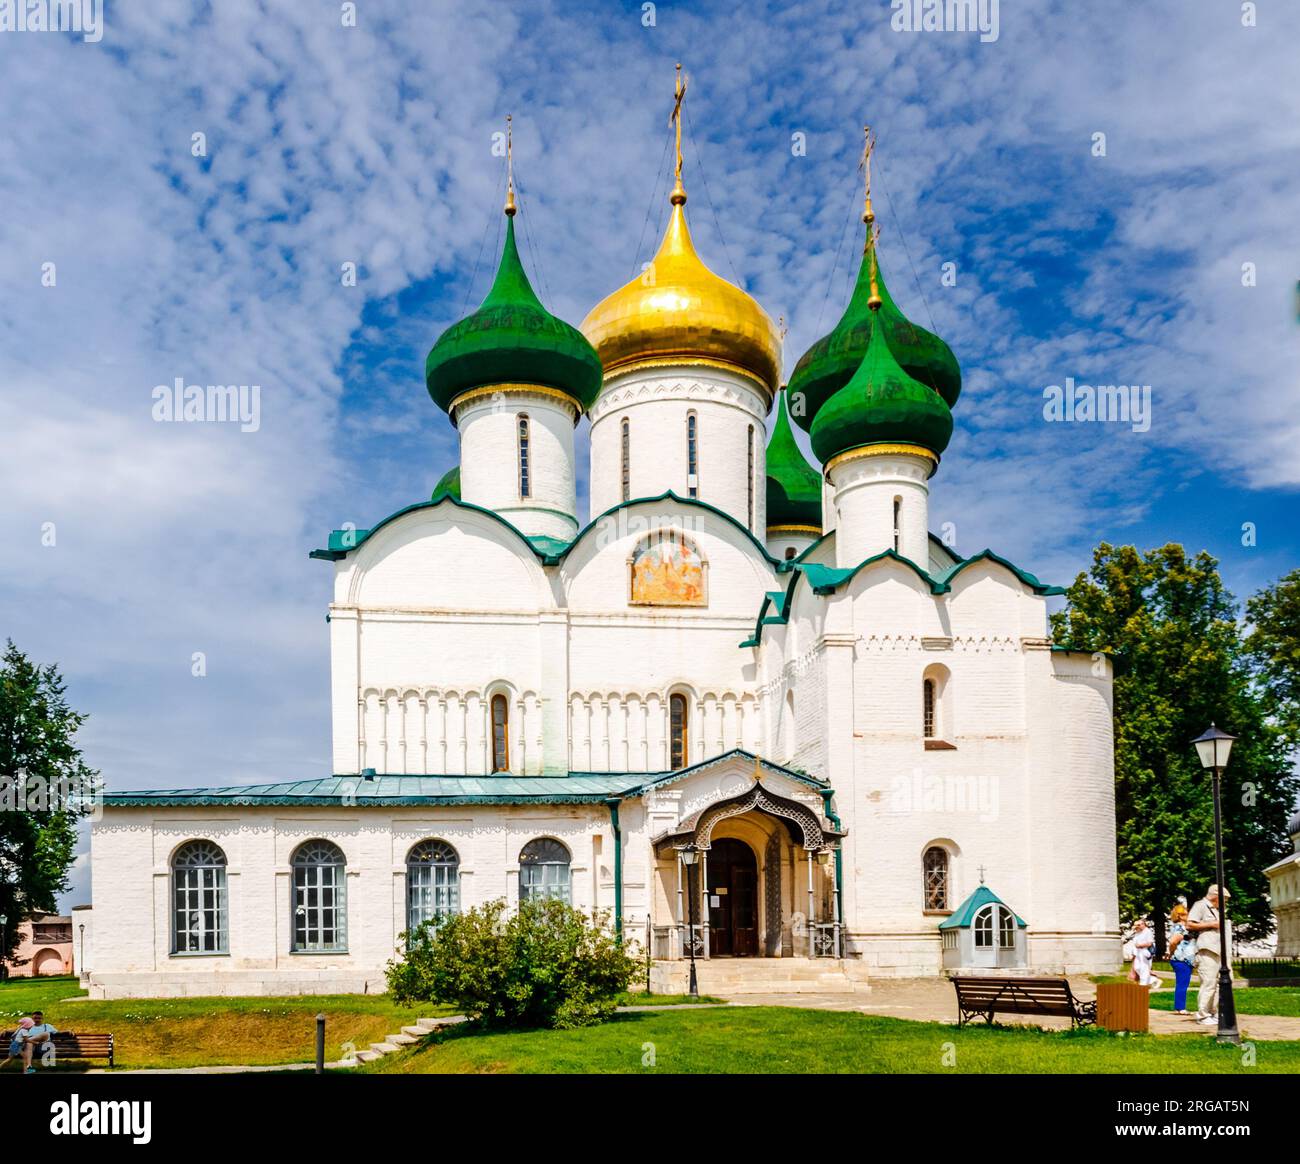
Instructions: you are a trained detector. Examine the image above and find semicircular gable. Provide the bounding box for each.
[347,505,551,609]
[562,497,777,614]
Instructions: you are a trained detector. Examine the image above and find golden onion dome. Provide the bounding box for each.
[580,187,782,398]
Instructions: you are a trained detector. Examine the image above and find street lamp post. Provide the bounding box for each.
[680,847,699,998]
[0,914,7,982]
[78,924,85,980]
[1192,723,1239,1046]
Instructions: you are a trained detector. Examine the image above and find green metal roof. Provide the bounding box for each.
[424,213,602,414]
[938,884,1027,930]
[744,545,1067,649]
[765,387,822,531]
[312,490,782,569]
[787,230,961,434]
[101,749,827,808]
[431,465,461,500]
[809,301,953,466]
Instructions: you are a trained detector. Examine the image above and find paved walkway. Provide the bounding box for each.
[720,977,1300,1040]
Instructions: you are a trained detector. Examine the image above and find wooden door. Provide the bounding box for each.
[706,839,759,957]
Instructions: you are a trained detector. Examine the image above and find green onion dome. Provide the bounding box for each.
[431,464,460,500]
[425,212,602,415]
[787,233,961,433]
[810,304,954,465]
[765,386,822,531]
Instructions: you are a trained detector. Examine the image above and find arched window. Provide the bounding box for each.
[407,840,460,933]
[973,903,1016,950]
[519,838,571,903]
[922,664,952,745]
[490,693,510,772]
[747,424,756,529]
[172,840,228,954]
[669,693,689,769]
[291,840,347,952]
[893,495,902,553]
[517,414,531,498]
[923,846,949,911]
[784,546,797,560]
[621,417,631,502]
[686,412,699,497]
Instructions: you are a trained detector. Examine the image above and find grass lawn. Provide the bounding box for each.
[352,1006,1300,1075]
[1149,986,1300,1017]
[0,976,450,1070]
[614,991,723,1006]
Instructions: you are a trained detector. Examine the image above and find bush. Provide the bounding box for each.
[386,898,639,1029]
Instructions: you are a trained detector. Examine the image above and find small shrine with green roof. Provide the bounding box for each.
[939,878,1028,971]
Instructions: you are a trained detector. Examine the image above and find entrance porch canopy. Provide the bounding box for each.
[652,780,845,856]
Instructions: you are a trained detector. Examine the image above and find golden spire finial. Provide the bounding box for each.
[504,114,517,217]
[669,62,689,205]
[860,124,876,226]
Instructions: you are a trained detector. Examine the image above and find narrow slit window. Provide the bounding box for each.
[491,693,509,772]
[923,678,936,738]
[893,495,902,553]
[517,415,531,499]
[669,693,688,770]
[747,425,755,529]
[687,413,698,497]
[621,417,631,502]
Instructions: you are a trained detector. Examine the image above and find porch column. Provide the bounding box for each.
[675,853,684,960]
[831,851,843,958]
[701,849,710,959]
[806,849,815,959]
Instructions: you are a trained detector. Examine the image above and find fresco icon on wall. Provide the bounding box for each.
[630,532,706,606]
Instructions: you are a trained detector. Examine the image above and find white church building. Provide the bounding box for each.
[85,110,1119,999]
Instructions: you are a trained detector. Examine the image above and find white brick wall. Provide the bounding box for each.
[90,435,1121,992]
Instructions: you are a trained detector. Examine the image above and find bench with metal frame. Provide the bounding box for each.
[950,975,1096,1029]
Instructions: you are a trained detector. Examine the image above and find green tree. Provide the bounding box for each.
[1246,568,1300,749]
[0,641,99,966]
[387,898,638,1029]
[1051,545,1297,952]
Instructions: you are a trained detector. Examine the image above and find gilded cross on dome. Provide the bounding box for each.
[669,62,689,205]
[503,114,516,217]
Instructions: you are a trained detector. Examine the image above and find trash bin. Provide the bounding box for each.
[1097,981,1150,1032]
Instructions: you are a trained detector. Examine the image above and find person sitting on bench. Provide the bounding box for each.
[20,1012,58,1075]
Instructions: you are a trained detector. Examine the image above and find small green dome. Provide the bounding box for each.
[425,214,602,414]
[431,465,460,500]
[810,308,954,465]
[765,388,822,530]
[788,234,961,433]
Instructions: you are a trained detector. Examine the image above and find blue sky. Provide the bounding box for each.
[0,1,1296,908]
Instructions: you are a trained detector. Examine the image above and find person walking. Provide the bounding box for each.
[1186,884,1231,1027]
[1166,903,1195,1015]
[1129,919,1162,988]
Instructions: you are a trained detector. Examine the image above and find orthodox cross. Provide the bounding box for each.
[858,124,876,224]
[670,62,689,188]
[504,114,516,217]
[977,864,987,885]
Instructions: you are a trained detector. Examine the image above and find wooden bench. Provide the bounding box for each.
[3,1031,115,1067]
[950,976,1096,1029]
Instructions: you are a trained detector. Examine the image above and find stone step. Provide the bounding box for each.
[401,1025,430,1038]
[414,1018,442,1030]
[353,1050,383,1063]
[368,1042,398,1055]
[386,1032,418,1045]
[650,958,871,996]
